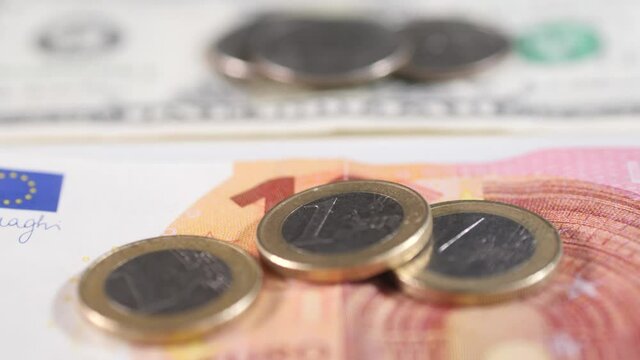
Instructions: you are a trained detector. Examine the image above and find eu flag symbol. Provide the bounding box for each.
[0,168,63,212]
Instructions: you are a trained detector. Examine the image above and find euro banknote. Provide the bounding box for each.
[2,147,639,359]
[1,0,640,141]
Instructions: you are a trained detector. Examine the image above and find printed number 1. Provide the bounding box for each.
[231,177,295,213]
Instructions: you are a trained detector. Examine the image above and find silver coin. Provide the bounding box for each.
[211,19,265,80]
[211,15,308,80]
[281,192,405,254]
[254,19,412,87]
[105,249,233,315]
[398,19,510,80]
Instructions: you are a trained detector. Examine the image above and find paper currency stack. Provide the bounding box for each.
[2,1,640,359]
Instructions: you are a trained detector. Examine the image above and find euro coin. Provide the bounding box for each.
[395,200,562,304]
[398,19,510,80]
[257,180,432,282]
[254,19,412,87]
[78,235,262,342]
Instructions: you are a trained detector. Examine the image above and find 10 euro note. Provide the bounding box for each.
[3,148,640,359]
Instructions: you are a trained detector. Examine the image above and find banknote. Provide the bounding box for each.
[1,0,640,141]
[14,148,634,359]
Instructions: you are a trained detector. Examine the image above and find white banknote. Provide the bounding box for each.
[1,0,640,141]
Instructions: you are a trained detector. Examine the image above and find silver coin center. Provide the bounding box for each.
[105,249,233,315]
[405,20,509,70]
[427,212,536,277]
[281,191,404,254]
[259,20,403,76]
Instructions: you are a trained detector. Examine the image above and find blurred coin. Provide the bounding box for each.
[257,180,432,282]
[210,14,307,80]
[254,19,412,87]
[395,200,562,304]
[399,19,510,80]
[78,235,262,342]
[211,21,260,80]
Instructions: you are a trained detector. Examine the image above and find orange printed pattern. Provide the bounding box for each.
[162,149,640,360]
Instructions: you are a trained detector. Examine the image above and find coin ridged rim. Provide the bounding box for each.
[254,19,413,88]
[395,200,562,305]
[257,180,432,282]
[78,235,262,342]
[397,19,511,81]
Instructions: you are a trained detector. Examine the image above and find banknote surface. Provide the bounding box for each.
[6,147,640,359]
[45,149,640,359]
[1,0,640,141]
[155,149,640,360]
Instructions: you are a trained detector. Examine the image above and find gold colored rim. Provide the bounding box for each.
[78,235,262,342]
[395,200,562,305]
[257,180,432,282]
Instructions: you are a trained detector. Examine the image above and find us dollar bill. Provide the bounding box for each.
[1,0,640,141]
